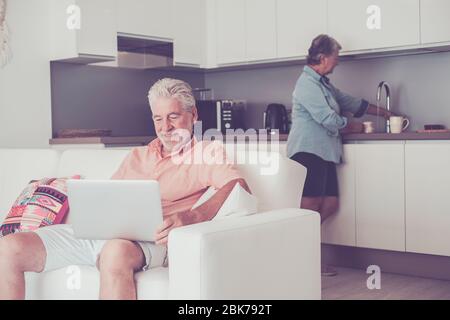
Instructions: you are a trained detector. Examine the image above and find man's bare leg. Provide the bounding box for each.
[98,239,145,300]
[0,233,46,299]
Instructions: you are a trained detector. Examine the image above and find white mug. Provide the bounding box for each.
[363,121,375,133]
[390,116,410,133]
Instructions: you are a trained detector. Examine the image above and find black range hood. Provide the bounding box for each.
[93,33,174,69]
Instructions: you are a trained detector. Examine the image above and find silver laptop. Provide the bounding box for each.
[66,180,163,242]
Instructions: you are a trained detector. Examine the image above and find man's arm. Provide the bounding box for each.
[155,178,250,245]
[190,178,251,222]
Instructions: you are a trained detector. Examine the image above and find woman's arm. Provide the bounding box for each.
[296,84,349,135]
[365,104,396,119]
[339,104,399,135]
[339,122,364,134]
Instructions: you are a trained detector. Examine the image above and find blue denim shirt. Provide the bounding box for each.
[287,66,368,164]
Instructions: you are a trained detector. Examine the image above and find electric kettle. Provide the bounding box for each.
[263,103,289,134]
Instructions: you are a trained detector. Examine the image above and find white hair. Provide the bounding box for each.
[307,34,342,65]
[148,78,195,111]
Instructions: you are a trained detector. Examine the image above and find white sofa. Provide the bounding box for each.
[0,147,320,300]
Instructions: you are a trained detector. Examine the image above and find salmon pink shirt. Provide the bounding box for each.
[111,137,243,217]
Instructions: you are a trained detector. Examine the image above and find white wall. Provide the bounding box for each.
[0,0,54,148]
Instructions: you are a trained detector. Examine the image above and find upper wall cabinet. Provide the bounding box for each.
[277,0,327,59]
[216,0,246,65]
[117,0,173,39]
[216,0,277,65]
[245,0,277,62]
[51,0,117,62]
[327,0,420,52]
[420,0,450,45]
[173,0,206,67]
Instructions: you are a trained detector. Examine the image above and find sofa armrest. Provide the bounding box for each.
[168,208,321,300]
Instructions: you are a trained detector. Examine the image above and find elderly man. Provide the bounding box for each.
[0,78,250,300]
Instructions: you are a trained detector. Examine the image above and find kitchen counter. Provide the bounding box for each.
[50,132,450,147]
[342,131,450,141]
[49,136,157,147]
[49,133,290,147]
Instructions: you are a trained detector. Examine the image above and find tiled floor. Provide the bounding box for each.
[322,267,450,300]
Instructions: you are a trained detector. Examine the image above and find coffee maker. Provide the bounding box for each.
[263,103,289,134]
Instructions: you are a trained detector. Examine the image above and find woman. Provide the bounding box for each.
[287,34,396,276]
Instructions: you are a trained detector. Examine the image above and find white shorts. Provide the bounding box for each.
[34,224,167,273]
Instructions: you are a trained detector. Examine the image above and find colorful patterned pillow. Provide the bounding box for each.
[0,175,81,237]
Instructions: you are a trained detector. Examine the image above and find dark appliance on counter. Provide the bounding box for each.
[195,100,247,134]
[264,103,289,134]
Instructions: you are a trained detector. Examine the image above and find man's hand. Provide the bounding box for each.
[154,179,251,246]
[155,210,199,246]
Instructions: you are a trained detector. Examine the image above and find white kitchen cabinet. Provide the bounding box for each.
[216,0,246,65]
[322,144,356,246]
[354,143,405,251]
[205,0,218,68]
[245,0,277,62]
[216,0,277,64]
[173,0,206,66]
[277,0,327,59]
[327,0,420,52]
[51,0,117,62]
[405,142,450,256]
[117,0,173,39]
[420,0,450,45]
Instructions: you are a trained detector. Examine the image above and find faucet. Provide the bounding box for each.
[376,81,391,133]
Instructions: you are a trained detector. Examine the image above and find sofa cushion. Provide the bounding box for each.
[57,149,130,224]
[234,150,306,211]
[57,149,130,179]
[56,148,305,213]
[0,175,80,237]
[135,268,170,299]
[192,183,258,220]
[25,266,169,300]
[0,149,61,222]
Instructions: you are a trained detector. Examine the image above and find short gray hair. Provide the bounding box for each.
[306,34,342,65]
[148,78,195,111]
